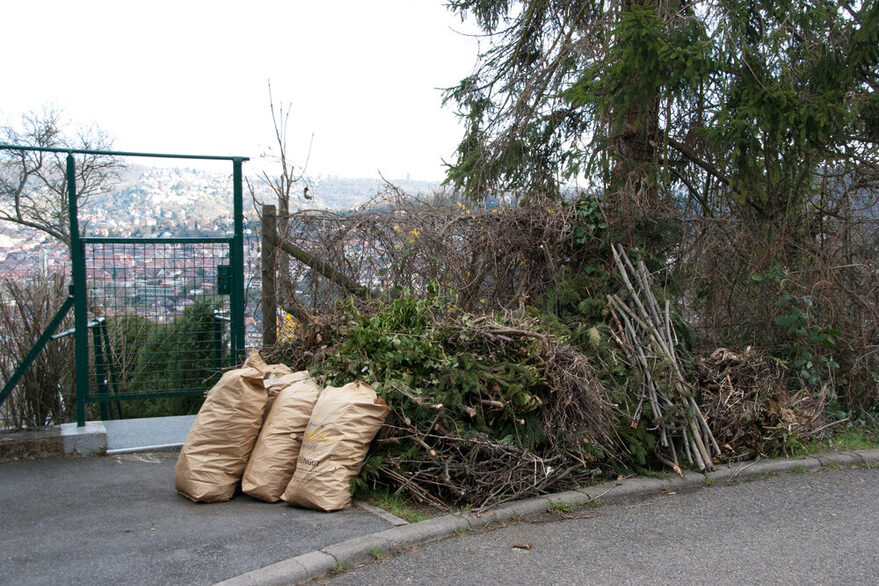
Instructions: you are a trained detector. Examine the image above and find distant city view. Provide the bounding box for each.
[0,163,440,264]
[0,164,439,348]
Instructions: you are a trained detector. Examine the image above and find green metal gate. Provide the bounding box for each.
[68,151,248,426]
[0,145,248,427]
[77,237,235,421]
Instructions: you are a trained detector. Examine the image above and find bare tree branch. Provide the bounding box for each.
[1,108,123,244]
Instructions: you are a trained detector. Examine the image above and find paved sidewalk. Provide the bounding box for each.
[104,415,196,453]
[0,452,394,586]
[3,415,197,461]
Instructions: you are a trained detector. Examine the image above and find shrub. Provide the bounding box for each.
[0,273,74,429]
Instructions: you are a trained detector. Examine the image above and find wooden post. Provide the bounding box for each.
[261,204,278,347]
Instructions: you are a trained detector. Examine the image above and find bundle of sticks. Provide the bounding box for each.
[607,244,720,472]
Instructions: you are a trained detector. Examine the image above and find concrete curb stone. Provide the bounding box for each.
[813,449,876,467]
[463,496,551,530]
[369,514,471,552]
[215,551,337,586]
[217,449,879,585]
[716,456,820,478]
[322,533,394,567]
[59,421,107,456]
[544,489,589,506]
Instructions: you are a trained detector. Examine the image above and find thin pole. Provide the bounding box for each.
[0,294,73,408]
[68,154,90,427]
[230,159,246,363]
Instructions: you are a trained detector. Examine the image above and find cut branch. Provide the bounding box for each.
[609,243,718,471]
[265,228,369,298]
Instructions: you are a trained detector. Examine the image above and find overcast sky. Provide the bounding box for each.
[2,1,481,181]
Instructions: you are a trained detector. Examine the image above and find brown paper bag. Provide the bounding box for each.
[263,369,306,397]
[282,382,389,511]
[261,364,298,415]
[174,351,271,502]
[242,372,320,502]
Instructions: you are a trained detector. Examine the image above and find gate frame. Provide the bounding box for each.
[0,144,248,426]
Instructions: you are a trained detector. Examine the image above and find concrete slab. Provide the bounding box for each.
[103,414,196,453]
[59,420,107,456]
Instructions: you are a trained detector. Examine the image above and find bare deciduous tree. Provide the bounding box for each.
[1,108,122,244]
[249,83,314,236]
[250,84,328,325]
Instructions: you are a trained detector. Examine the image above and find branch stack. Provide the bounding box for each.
[607,244,719,472]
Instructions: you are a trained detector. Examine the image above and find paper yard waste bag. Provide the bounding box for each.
[175,351,271,502]
[283,382,389,511]
[261,363,297,415]
[242,372,320,502]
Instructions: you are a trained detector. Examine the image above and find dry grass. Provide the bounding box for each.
[0,272,74,429]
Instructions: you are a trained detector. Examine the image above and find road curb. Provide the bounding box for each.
[215,448,879,585]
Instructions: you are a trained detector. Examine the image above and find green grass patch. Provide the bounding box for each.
[359,487,433,523]
[547,501,574,514]
[796,426,878,456]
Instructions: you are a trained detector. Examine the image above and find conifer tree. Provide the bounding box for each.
[445,0,879,228]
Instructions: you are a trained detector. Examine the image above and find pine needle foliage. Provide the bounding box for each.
[285,288,620,508]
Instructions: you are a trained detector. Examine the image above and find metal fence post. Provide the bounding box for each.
[261,205,277,347]
[91,321,110,421]
[68,153,90,427]
[230,158,246,363]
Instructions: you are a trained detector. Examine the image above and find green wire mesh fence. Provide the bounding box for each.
[77,238,233,418]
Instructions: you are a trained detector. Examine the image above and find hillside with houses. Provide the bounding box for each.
[0,165,439,276]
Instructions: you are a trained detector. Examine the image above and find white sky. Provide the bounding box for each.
[2,1,482,181]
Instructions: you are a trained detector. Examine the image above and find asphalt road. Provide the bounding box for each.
[326,467,879,585]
